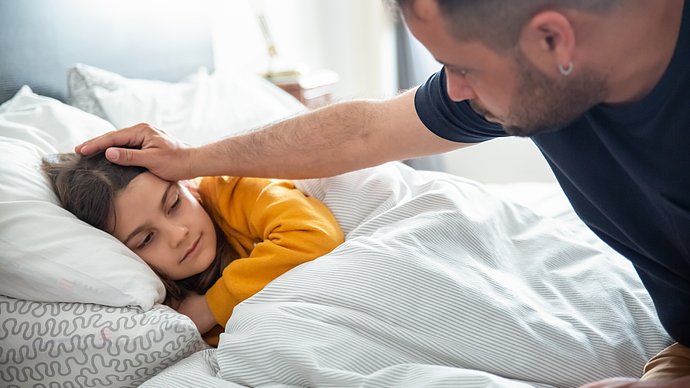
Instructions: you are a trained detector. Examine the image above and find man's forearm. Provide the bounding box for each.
[74,88,454,181]
[191,100,381,179]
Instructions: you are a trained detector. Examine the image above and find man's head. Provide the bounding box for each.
[397,0,621,135]
[395,0,621,52]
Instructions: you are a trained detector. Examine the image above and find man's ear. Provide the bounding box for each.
[181,179,201,201]
[519,10,576,74]
[408,0,439,21]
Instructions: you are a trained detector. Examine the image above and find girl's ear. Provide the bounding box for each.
[180,179,201,201]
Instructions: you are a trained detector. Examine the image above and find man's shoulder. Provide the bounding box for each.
[414,69,507,143]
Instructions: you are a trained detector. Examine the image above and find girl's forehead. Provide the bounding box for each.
[125,171,170,191]
[110,173,174,236]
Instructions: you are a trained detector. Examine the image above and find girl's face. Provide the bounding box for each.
[110,172,217,280]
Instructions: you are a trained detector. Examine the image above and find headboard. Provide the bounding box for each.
[0,0,215,104]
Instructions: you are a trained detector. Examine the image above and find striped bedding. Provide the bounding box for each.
[143,162,671,388]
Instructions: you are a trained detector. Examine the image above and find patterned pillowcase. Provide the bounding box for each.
[0,295,208,387]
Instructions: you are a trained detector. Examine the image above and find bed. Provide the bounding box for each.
[0,1,672,388]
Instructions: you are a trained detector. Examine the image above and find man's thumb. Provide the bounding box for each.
[105,147,135,165]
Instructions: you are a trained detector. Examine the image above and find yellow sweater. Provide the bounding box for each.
[198,176,344,330]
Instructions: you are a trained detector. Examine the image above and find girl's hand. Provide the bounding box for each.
[175,292,217,335]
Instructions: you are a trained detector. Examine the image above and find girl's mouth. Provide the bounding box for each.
[181,235,201,263]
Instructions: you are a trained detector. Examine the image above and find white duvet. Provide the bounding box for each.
[144,163,671,388]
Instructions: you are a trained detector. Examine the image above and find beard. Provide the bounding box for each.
[480,50,608,137]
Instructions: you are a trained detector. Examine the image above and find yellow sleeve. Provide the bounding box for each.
[199,176,344,327]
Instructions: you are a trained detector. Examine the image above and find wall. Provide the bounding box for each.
[212,0,557,184]
[442,138,556,184]
[213,0,397,100]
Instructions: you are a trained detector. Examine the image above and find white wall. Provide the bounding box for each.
[212,0,557,184]
[213,0,397,100]
[442,138,556,183]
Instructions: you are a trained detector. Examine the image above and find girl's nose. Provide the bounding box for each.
[168,223,189,248]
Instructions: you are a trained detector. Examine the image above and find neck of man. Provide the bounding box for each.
[600,0,684,104]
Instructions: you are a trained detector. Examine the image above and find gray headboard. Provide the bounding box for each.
[0,0,215,104]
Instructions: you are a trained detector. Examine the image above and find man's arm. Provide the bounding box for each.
[76,88,465,180]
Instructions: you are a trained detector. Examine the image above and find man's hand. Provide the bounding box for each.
[75,123,194,181]
[174,292,217,335]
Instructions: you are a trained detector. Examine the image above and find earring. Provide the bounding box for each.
[558,62,574,76]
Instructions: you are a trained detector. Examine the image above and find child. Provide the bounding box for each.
[42,152,344,346]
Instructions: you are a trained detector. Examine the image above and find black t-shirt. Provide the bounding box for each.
[415,3,690,344]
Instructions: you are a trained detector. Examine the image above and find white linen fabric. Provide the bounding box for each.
[68,63,306,145]
[144,350,535,388]
[142,163,671,388]
[0,85,113,153]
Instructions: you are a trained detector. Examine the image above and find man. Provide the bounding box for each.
[77,0,688,385]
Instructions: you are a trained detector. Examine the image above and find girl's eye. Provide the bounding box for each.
[169,195,181,213]
[137,232,154,250]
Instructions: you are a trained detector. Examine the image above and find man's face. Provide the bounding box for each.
[111,172,217,280]
[403,3,606,136]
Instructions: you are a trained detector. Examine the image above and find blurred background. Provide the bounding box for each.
[214,0,556,184]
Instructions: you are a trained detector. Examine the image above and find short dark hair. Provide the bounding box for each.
[395,0,622,51]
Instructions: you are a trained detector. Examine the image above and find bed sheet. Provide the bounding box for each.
[142,163,670,388]
[485,182,607,247]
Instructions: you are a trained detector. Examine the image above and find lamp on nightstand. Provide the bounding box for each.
[255,11,304,83]
[254,7,339,109]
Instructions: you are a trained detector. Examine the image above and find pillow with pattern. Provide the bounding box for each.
[0,295,208,387]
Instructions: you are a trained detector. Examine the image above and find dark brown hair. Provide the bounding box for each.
[41,152,238,302]
[393,0,623,52]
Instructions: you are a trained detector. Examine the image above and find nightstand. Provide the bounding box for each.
[269,69,339,109]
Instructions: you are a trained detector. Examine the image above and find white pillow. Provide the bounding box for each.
[0,86,164,309]
[68,63,307,145]
[0,86,114,153]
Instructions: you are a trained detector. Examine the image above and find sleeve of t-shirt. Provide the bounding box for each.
[414,67,507,143]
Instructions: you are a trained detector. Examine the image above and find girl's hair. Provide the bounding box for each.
[41,152,238,302]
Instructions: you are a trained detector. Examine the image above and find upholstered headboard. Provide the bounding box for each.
[0,0,215,104]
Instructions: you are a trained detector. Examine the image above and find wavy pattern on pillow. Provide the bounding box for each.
[0,295,208,387]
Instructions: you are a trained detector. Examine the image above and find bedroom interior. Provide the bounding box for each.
[0,0,673,387]
[216,0,557,183]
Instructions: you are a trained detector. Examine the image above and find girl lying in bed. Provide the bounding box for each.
[41,152,344,346]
